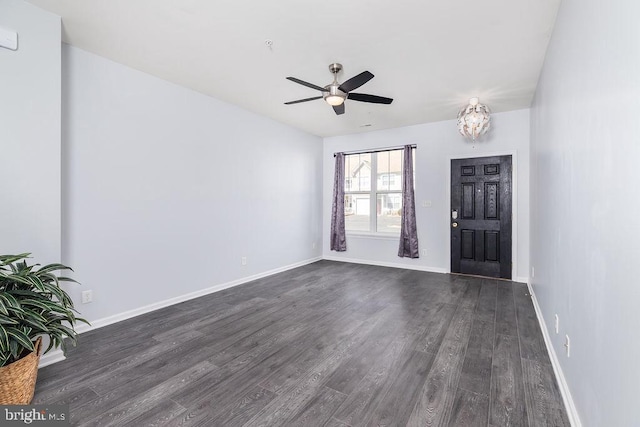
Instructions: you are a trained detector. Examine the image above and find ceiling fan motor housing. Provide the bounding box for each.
[323,84,346,103]
[324,63,346,104]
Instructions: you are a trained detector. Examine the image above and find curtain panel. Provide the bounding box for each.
[398,145,419,258]
[330,152,347,251]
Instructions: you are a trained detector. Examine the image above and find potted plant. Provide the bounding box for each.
[0,253,88,404]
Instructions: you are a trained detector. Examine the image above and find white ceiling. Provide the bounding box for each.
[26,0,560,138]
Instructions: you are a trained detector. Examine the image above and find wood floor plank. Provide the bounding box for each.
[450,388,490,427]
[244,313,389,426]
[163,308,368,424]
[475,279,498,323]
[362,350,437,427]
[32,261,568,426]
[120,399,186,427]
[87,331,214,397]
[489,333,527,427]
[34,329,204,403]
[522,358,570,427]
[412,303,458,354]
[512,284,551,363]
[152,297,266,341]
[495,282,518,336]
[323,418,350,427]
[323,306,407,395]
[203,386,277,427]
[407,307,474,427]
[75,361,214,426]
[256,308,372,394]
[457,319,495,396]
[331,337,410,426]
[286,386,347,427]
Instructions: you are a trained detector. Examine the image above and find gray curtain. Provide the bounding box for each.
[330,153,347,251]
[398,146,419,258]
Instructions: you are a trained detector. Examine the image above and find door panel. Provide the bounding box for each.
[451,155,512,279]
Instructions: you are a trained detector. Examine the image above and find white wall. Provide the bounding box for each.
[323,109,530,282]
[530,0,640,425]
[0,0,61,264]
[62,46,323,323]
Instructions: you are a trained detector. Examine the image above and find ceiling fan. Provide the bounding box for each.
[284,63,393,115]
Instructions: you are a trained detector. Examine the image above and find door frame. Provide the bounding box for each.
[446,151,519,280]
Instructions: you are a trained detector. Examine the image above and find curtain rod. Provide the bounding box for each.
[333,144,417,157]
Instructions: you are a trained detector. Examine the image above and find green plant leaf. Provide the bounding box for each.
[21,317,48,333]
[0,352,10,367]
[0,315,19,326]
[6,327,34,353]
[0,254,31,265]
[7,289,43,299]
[20,298,58,312]
[27,275,46,292]
[35,264,72,275]
[4,273,32,286]
[50,323,77,338]
[0,324,9,351]
[0,299,7,316]
[5,305,26,317]
[76,317,91,326]
[0,292,20,308]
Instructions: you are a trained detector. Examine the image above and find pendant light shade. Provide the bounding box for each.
[457,97,491,140]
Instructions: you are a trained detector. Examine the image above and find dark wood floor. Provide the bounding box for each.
[34,261,569,426]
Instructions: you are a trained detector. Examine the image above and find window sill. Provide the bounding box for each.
[346,232,400,241]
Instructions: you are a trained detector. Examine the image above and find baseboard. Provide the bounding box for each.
[322,255,448,274]
[527,282,582,427]
[39,349,65,368]
[72,256,322,335]
[514,276,528,284]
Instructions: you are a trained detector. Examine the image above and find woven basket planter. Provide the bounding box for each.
[0,337,42,405]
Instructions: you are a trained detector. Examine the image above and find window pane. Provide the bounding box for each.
[377,193,402,233]
[376,149,403,192]
[345,153,371,192]
[377,151,390,191]
[345,194,370,232]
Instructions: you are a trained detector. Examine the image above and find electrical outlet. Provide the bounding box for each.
[555,314,559,334]
[421,249,427,256]
[531,266,535,278]
[241,257,247,266]
[81,290,93,304]
[564,334,571,357]
[312,242,316,249]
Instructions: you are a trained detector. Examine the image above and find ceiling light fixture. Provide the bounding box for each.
[457,97,491,141]
[325,93,345,106]
[323,64,346,106]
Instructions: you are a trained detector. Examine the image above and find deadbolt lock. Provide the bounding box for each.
[452,222,458,228]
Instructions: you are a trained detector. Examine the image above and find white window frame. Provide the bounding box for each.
[344,149,406,237]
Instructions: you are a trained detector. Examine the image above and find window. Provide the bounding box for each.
[344,149,413,234]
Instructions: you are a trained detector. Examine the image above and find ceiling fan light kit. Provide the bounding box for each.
[285,63,393,115]
[457,97,491,141]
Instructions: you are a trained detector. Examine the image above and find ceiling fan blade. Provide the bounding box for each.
[348,93,393,104]
[286,77,328,92]
[338,71,374,93]
[284,96,323,105]
[333,103,345,115]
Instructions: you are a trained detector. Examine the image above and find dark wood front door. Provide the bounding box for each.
[451,155,512,279]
